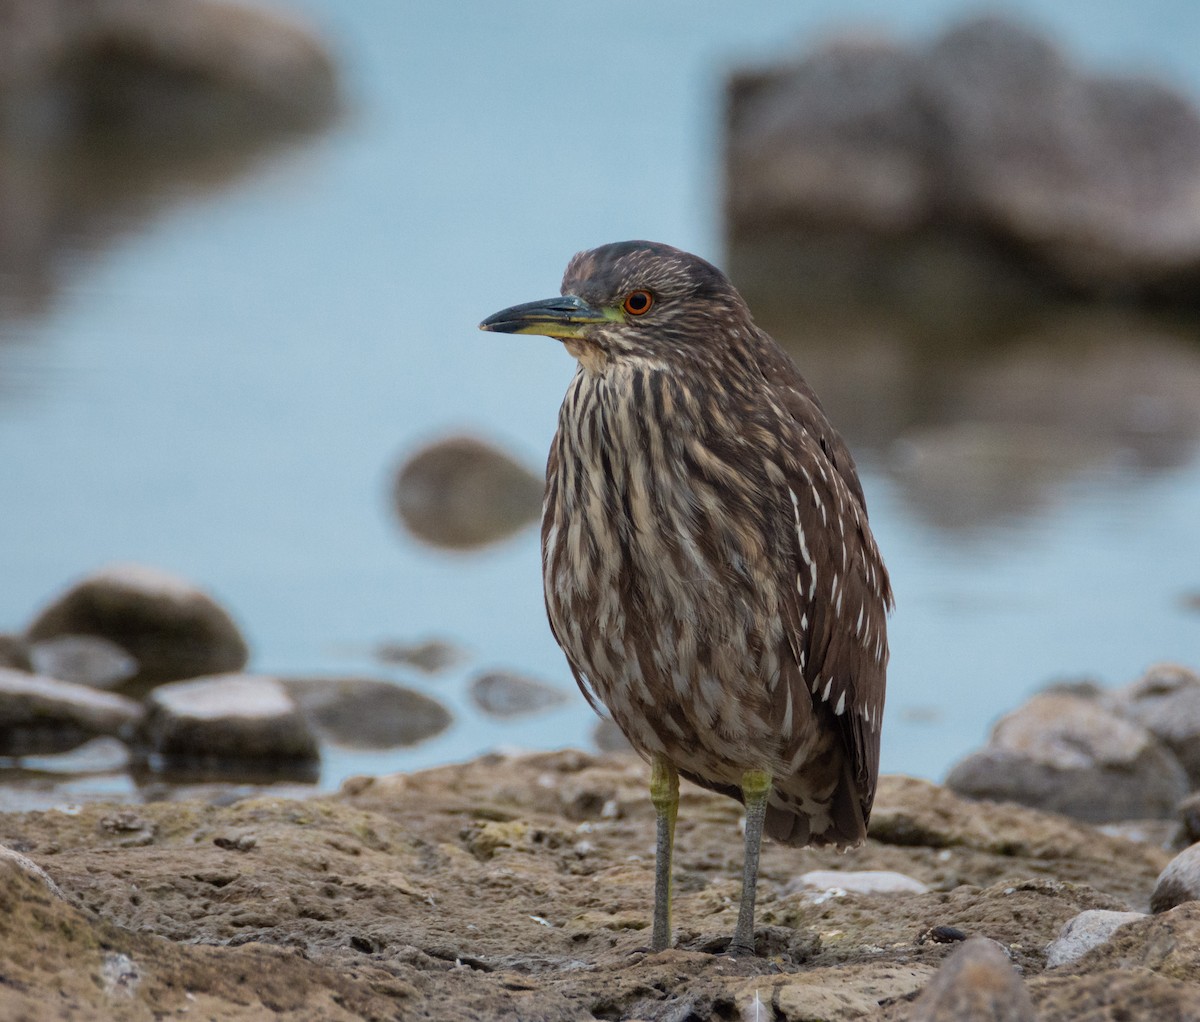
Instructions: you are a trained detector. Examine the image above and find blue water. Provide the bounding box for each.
[1,0,1199,800]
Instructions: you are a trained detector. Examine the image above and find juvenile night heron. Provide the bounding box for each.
[480,241,892,956]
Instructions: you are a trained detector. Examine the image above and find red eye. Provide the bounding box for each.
[623,290,653,316]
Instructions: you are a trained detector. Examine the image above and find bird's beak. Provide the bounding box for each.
[479,295,614,339]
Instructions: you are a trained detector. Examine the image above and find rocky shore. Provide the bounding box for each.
[2,748,1199,1020]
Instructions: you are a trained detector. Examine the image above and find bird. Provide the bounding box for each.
[480,241,892,956]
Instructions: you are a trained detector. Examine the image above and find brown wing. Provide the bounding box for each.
[766,342,894,826]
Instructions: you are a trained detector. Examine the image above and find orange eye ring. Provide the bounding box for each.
[623,290,654,316]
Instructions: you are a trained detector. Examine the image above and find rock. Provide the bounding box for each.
[0,0,338,137]
[727,15,1200,303]
[0,667,143,755]
[1045,909,1146,968]
[468,671,570,719]
[945,692,1190,821]
[18,736,132,775]
[1151,843,1200,914]
[282,677,452,749]
[591,717,632,753]
[1116,663,1200,785]
[372,638,465,674]
[0,633,31,670]
[392,436,543,549]
[141,673,318,770]
[27,563,250,688]
[28,634,138,690]
[784,868,929,897]
[1180,793,1200,846]
[908,937,1034,1021]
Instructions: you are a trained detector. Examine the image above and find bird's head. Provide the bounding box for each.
[479,241,750,370]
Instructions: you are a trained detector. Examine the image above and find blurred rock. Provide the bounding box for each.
[392,436,543,550]
[372,638,465,674]
[945,693,1190,822]
[1179,793,1200,846]
[1151,843,1200,914]
[468,671,570,719]
[1115,664,1200,786]
[591,716,631,753]
[18,736,132,775]
[0,667,143,755]
[1045,909,1146,968]
[0,633,31,670]
[907,937,1034,1022]
[27,563,249,688]
[727,15,1200,303]
[0,0,338,138]
[28,634,138,690]
[283,676,451,749]
[141,673,318,770]
[0,0,338,322]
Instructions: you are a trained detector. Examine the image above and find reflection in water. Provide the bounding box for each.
[732,238,1200,531]
[0,0,338,322]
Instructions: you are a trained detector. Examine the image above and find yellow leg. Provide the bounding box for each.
[649,755,679,952]
[729,768,772,957]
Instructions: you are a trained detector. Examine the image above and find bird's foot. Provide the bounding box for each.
[724,939,757,959]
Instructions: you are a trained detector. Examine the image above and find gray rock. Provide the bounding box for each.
[1179,792,1200,846]
[283,677,452,749]
[783,869,929,897]
[141,674,318,767]
[19,736,132,775]
[908,936,1034,1022]
[1116,663,1200,785]
[0,633,31,671]
[1046,909,1146,967]
[468,671,570,719]
[27,563,249,687]
[392,436,542,550]
[372,638,465,674]
[0,0,338,136]
[591,717,631,754]
[726,15,1200,302]
[28,634,138,690]
[1151,842,1200,914]
[0,667,143,755]
[945,692,1189,821]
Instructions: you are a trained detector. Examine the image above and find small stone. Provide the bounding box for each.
[1117,664,1200,786]
[919,925,968,944]
[1045,909,1146,967]
[27,564,249,687]
[591,717,631,753]
[18,736,131,774]
[1179,793,1200,845]
[283,676,451,748]
[1151,842,1200,914]
[468,671,569,719]
[908,937,1034,1022]
[0,667,143,755]
[784,869,929,897]
[373,638,465,674]
[392,436,543,549]
[945,693,1189,821]
[28,634,138,690]
[141,673,318,767]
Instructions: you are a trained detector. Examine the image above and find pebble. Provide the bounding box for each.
[468,671,570,719]
[784,869,930,897]
[1045,909,1146,968]
[1151,842,1200,914]
[28,634,138,690]
[908,937,1035,1021]
[283,676,452,748]
[1116,663,1200,786]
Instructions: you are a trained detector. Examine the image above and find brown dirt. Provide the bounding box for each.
[0,750,1190,1020]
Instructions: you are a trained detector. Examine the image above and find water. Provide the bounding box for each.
[1,0,1198,802]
